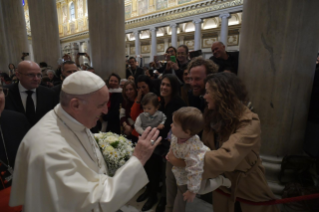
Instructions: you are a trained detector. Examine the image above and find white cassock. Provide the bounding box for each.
[9,104,148,212]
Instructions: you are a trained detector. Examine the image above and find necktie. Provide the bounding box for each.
[25,90,36,124]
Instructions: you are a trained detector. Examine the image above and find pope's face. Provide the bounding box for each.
[78,86,109,129]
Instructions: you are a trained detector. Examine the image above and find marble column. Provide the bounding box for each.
[0,0,29,71]
[219,13,230,47]
[170,23,178,48]
[193,18,202,51]
[28,0,61,69]
[239,0,319,194]
[179,36,185,45]
[164,38,169,52]
[150,27,157,62]
[88,0,125,78]
[126,43,130,56]
[134,30,141,57]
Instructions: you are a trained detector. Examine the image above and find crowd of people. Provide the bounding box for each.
[0,41,292,212]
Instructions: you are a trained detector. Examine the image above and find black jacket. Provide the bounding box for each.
[0,110,30,190]
[155,96,187,156]
[210,51,239,74]
[5,83,58,126]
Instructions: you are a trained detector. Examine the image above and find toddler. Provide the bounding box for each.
[134,92,166,134]
[167,107,231,211]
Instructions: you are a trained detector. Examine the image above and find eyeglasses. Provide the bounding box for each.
[20,73,43,79]
[0,88,9,96]
[167,50,175,54]
[177,52,187,56]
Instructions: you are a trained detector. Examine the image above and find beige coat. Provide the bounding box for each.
[202,108,280,212]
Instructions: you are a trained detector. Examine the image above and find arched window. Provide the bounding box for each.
[70,2,75,21]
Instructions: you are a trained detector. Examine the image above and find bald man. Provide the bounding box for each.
[5,61,58,126]
[209,41,239,74]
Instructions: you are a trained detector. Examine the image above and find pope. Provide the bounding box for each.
[9,71,162,212]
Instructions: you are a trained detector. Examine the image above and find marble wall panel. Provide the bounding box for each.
[125,5,132,19]
[178,0,191,5]
[138,0,148,16]
[157,0,168,10]
[141,45,150,53]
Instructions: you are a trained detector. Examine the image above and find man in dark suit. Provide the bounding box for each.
[5,61,57,126]
[126,57,144,82]
[52,61,78,103]
[209,41,239,74]
[0,83,30,211]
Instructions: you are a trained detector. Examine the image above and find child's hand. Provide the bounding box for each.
[157,124,164,130]
[183,190,196,202]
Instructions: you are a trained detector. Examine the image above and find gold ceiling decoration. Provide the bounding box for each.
[125,0,243,30]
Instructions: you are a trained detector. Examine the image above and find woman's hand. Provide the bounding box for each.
[157,124,164,130]
[136,89,143,102]
[183,190,196,202]
[123,124,132,135]
[166,150,186,167]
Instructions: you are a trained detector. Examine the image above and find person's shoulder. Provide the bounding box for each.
[236,107,261,134]
[52,84,62,92]
[228,51,239,58]
[4,83,17,89]
[2,109,28,121]
[38,85,56,95]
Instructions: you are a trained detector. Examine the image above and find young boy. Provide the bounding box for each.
[134,92,166,134]
[168,107,231,211]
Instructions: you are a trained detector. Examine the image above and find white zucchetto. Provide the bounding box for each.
[62,71,105,95]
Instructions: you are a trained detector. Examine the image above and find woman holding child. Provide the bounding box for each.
[167,72,279,212]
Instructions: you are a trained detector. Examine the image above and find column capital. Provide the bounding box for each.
[133,30,139,36]
[193,18,202,24]
[219,13,231,19]
[170,23,178,28]
[149,27,157,32]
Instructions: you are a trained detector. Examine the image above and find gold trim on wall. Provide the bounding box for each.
[125,0,243,30]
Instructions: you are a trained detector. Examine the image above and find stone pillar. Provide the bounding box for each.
[150,27,157,62]
[88,0,125,78]
[126,43,130,56]
[193,18,202,51]
[134,30,141,57]
[170,23,178,48]
[179,36,185,45]
[0,0,29,71]
[219,13,230,47]
[28,0,61,69]
[239,0,319,194]
[164,38,169,52]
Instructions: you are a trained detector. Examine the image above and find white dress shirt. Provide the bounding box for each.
[18,82,37,111]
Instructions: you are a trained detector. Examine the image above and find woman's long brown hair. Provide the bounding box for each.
[204,72,248,141]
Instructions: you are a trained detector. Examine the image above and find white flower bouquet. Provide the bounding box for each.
[94,132,134,177]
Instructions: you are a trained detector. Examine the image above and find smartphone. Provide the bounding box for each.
[170,55,176,63]
[189,50,202,59]
[78,52,86,56]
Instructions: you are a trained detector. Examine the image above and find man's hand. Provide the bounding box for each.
[133,127,162,165]
[183,190,196,202]
[157,124,164,130]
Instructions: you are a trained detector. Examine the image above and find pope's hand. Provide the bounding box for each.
[133,127,162,166]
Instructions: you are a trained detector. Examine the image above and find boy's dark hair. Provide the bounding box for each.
[141,92,160,108]
[109,72,121,82]
[173,107,204,136]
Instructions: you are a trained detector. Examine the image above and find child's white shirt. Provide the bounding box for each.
[171,134,210,193]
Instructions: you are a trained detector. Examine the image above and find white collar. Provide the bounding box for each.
[54,104,86,132]
[109,87,122,93]
[18,82,36,93]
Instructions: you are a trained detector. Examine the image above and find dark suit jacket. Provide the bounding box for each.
[5,83,58,126]
[52,84,62,104]
[126,67,144,82]
[0,110,30,190]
